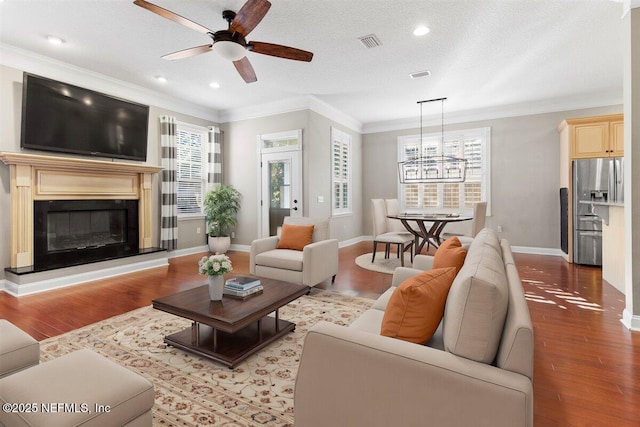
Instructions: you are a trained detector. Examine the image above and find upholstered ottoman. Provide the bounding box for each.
[0,349,154,426]
[0,320,39,379]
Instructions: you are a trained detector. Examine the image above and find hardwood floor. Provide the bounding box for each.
[1,242,639,426]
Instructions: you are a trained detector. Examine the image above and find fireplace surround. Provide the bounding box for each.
[1,152,164,283]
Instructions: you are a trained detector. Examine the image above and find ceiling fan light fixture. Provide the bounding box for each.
[212,40,247,61]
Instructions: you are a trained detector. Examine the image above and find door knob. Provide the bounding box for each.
[293,207,298,211]
[293,199,298,204]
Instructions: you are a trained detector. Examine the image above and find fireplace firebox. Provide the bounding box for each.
[34,200,139,270]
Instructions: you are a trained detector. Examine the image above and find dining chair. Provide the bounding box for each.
[371,199,414,266]
[443,201,487,243]
[385,198,431,251]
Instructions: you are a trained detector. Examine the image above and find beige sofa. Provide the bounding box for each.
[295,228,534,427]
[250,216,339,287]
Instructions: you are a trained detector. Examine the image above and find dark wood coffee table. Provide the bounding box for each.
[152,277,309,368]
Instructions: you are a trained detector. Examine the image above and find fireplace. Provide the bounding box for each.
[34,200,139,270]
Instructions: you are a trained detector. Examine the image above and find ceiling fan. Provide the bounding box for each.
[133,0,314,83]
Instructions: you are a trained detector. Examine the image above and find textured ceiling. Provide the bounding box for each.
[0,0,626,129]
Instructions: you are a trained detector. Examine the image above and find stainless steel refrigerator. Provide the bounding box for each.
[573,157,624,266]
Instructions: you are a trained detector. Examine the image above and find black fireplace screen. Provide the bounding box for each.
[34,199,138,270]
[47,210,126,252]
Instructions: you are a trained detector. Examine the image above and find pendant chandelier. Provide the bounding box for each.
[398,97,467,184]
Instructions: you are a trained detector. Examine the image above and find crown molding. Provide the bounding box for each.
[219,95,363,133]
[622,0,640,16]
[361,94,623,134]
[0,44,220,122]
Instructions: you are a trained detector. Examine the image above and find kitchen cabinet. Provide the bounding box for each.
[610,120,624,157]
[559,114,624,159]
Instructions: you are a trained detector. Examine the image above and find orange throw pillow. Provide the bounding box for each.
[381,267,457,344]
[433,237,467,273]
[277,224,315,251]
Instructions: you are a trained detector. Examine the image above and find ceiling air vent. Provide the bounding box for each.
[358,34,382,49]
[410,70,432,79]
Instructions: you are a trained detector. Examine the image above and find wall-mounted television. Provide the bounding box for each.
[20,73,149,161]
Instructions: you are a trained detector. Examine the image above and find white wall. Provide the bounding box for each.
[363,105,622,250]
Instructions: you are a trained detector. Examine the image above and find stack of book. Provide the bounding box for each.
[224,276,263,299]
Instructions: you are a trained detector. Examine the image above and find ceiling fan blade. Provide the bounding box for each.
[233,57,258,83]
[229,0,271,37]
[161,44,213,60]
[248,41,313,62]
[133,0,213,35]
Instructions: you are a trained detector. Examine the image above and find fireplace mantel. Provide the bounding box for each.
[1,152,162,269]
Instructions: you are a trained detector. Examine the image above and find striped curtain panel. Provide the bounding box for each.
[206,126,223,192]
[160,115,178,251]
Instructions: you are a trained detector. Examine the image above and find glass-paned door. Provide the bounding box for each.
[258,130,302,237]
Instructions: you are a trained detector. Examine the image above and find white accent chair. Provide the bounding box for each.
[371,199,414,267]
[250,216,339,287]
[443,201,488,244]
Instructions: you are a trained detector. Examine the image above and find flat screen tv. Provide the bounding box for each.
[20,73,149,161]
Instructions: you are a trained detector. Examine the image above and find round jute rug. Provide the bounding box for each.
[354,252,413,274]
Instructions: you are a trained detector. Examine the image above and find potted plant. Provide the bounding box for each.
[203,185,241,254]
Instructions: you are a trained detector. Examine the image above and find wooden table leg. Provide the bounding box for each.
[191,322,200,346]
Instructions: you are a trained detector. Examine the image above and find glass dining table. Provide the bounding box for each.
[386,213,472,254]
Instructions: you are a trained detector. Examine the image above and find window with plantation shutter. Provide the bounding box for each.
[331,127,352,216]
[397,127,491,213]
[176,123,207,216]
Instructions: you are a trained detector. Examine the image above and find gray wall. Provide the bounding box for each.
[0,65,217,279]
[363,105,622,250]
[222,109,363,246]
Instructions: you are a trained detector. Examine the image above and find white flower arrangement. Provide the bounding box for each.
[198,254,233,276]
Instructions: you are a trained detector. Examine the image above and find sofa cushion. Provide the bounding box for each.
[277,224,315,250]
[0,320,40,378]
[433,237,467,273]
[443,229,509,364]
[255,249,303,271]
[349,309,386,334]
[496,255,534,379]
[380,268,457,344]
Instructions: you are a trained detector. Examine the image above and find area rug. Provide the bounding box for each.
[39,290,373,426]
[354,252,413,274]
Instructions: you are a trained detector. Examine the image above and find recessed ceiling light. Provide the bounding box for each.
[209,82,220,89]
[413,26,430,36]
[47,35,65,45]
[155,76,167,83]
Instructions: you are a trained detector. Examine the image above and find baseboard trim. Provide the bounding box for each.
[511,246,564,256]
[621,309,640,331]
[168,245,209,258]
[230,244,251,253]
[339,236,369,248]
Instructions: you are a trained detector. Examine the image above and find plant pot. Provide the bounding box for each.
[208,275,225,301]
[208,236,231,254]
